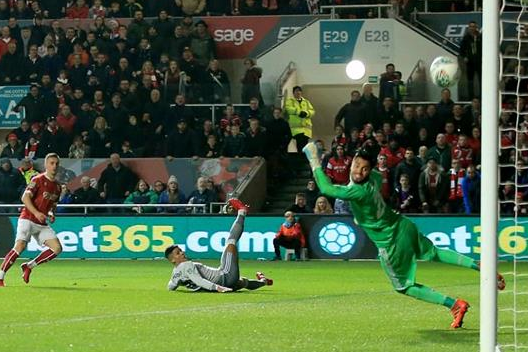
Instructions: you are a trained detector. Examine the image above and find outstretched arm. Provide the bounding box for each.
[303,142,362,201]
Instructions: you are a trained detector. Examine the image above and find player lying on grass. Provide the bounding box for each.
[0,153,62,287]
[303,142,505,329]
[164,198,273,292]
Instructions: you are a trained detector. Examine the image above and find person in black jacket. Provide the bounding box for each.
[0,42,22,84]
[73,175,102,213]
[334,90,367,134]
[97,153,138,211]
[14,85,45,124]
[245,118,267,157]
[459,21,482,99]
[166,119,199,159]
[0,158,26,213]
[1,134,24,159]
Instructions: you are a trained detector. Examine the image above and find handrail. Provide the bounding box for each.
[420,0,478,12]
[0,203,207,214]
[398,100,473,110]
[275,61,296,107]
[169,103,250,126]
[320,4,394,19]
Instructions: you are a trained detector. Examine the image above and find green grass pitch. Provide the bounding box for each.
[1,260,526,352]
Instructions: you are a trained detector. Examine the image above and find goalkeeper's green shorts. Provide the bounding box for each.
[378,216,437,291]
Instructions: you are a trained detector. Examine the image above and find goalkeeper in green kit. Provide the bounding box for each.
[303,142,505,329]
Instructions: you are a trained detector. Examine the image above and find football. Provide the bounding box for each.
[429,56,460,88]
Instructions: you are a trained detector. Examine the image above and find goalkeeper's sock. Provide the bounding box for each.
[226,213,245,245]
[434,248,479,271]
[404,283,455,309]
[0,249,20,279]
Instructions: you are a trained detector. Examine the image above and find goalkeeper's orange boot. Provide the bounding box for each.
[450,299,470,329]
[228,198,250,213]
[497,273,506,291]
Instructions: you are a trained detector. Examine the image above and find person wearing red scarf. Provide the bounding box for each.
[448,159,465,213]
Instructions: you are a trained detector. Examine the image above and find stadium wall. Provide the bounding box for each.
[1,215,525,261]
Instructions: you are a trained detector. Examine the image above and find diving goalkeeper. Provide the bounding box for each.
[165,198,273,292]
[303,142,505,329]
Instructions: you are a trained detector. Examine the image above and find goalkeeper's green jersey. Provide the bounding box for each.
[314,167,401,248]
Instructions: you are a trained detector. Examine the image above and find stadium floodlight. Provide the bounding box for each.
[345,60,366,80]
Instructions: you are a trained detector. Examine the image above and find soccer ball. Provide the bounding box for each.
[429,56,460,88]
[318,222,356,255]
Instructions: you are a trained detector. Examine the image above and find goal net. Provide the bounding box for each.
[497,1,528,350]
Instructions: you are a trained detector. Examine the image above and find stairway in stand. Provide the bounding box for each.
[262,153,312,214]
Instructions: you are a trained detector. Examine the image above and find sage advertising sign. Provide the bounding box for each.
[0,86,29,128]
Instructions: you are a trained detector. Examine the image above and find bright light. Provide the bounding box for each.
[345,60,366,80]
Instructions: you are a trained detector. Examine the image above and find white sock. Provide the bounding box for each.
[0,270,5,280]
[28,260,37,269]
[238,209,246,216]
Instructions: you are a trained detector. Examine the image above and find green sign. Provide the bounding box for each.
[5,216,527,261]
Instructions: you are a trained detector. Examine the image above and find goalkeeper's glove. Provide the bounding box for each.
[302,142,322,171]
[298,111,308,118]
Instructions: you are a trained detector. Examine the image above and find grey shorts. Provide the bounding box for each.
[220,248,240,288]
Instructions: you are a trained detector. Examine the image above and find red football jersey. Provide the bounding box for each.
[20,173,61,225]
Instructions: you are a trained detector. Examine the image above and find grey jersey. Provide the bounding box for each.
[167,261,225,292]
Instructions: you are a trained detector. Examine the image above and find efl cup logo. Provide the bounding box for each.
[318,222,356,255]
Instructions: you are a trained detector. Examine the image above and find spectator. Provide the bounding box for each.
[392,121,410,148]
[393,147,421,190]
[187,176,217,213]
[167,25,190,62]
[462,165,480,214]
[152,10,174,39]
[128,10,149,44]
[281,0,309,14]
[266,106,292,180]
[66,0,89,18]
[42,45,63,81]
[207,0,232,15]
[0,158,25,212]
[1,134,24,159]
[189,20,216,67]
[119,141,136,158]
[304,179,319,211]
[500,182,515,215]
[451,104,472,136]
[240,0,264,15]
[158,175,186,213]
[285,86,315,153]
[334,90,367,135]
[0,26,14,60]
[152,180,165,198]
[331,125,350,152]
[23,44,43,84]
[417,104,440,138]
[107,1,124,17]
[166,119,199,158]
[17,157,39,185]
[393,173,419,213]
[221,123,245,157]
[0,42,22,84]
[376,97,400,129]
[459,21,481,99]
[452,134,473,168]
[375,154,392,203]
[175,0,206,15]
[417,145,428,165]
[467,126,481,164]
[436,88,454,124]
[380,137,405,169]
[124,179,158,213]
[314,196,333,214]
[444,121,458,147]
[98,153,138,208]
[447,158,465,213]
[203,59,230,104]
[272,211,306,261]
[57,184,75,213]
[123,115,144,156]
[73,176,101,209]
[56,105,78,136]
[286,192,310,213]
[426,133,452,172]
[89,0,106,18]
[245,119,267,157]
[87,116,112,158]
[360,83,378,122]
[378,63,396,102]
[418,157,449,213]
[202,134,221,158]
[179,47,203,102]
[240,57,263,104]
[325,144,352,185]
[68,135,90,158]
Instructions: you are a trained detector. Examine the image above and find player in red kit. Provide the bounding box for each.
[0,153,62,287]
